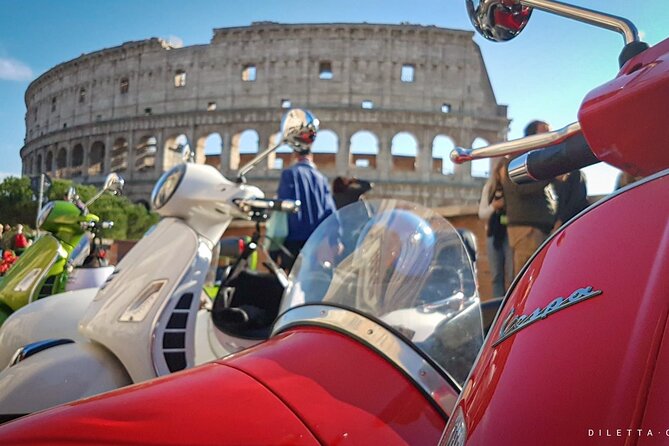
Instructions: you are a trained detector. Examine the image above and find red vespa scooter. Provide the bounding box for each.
[0,198,484,445]
[440,1,669,445]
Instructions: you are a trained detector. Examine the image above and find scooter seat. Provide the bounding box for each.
[211,269,285,340]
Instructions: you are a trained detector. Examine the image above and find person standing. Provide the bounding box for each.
[1,224,13,253]
[553,170,589,229]
[276,145,336,271]
[11,224,30,255]
[502,120,556,275]
[332,177,373,210]
[479,159,513,297]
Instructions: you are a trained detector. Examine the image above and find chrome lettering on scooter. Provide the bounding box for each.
[493,286,602,346]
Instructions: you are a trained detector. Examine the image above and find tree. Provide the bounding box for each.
[0,176,36,226]
[0,177,158,240]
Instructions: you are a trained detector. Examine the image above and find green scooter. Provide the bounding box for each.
[0,174,123,325]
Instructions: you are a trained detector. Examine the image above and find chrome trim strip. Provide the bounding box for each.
[521,0,639,45]
[507,153,536,184]
[9,339,75,367]
[450,121,580,164]
[272,305,460,417]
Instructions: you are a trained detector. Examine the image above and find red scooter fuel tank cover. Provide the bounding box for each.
[451,174,669,445]
[223,326,448,445]
[579,38,669,177]
[0,362,319,445]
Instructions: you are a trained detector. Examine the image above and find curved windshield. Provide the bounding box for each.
[281,199,483,385]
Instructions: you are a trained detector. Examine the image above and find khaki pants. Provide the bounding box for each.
[507,226,549,276]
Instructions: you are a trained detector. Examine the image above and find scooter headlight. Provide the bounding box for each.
[36,202,55,229]
[151,164,186,209]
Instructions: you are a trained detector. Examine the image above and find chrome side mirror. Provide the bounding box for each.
[85,173,125,207]
[237,108,320,182]
[103,173,124,195]
[66,186,77,202]
[466,0,532,42]
[281,108,320,152]
[180,143,195,163]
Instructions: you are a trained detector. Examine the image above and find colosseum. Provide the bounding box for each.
[20,22,508,208]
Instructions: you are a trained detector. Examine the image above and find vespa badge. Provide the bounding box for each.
[493,286,603,346]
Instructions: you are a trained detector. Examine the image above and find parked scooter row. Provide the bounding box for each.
[0,109,312,421]
[0,175,122,325]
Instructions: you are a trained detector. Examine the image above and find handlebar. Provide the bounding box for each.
[450,122,582,164]
[234,198,301,214]
[508,131,600,184]
[84,220,114,231]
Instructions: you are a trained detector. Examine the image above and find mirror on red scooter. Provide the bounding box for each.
[466,0,532,42]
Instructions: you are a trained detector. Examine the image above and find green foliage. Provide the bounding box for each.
[0,176,36,226]
[0,177,158,240]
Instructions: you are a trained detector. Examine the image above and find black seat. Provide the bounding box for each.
[211,269,285,339]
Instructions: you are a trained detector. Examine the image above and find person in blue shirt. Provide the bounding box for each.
[276,146,336,270]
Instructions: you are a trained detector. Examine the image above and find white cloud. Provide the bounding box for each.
[0,57,34,81]
[639,30,647,41]
[165,35,184,48]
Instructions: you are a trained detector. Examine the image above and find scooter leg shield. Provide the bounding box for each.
[0,287,96,368]
[0,341,132,418]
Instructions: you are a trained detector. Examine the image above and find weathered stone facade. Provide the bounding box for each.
[20,22,508,206]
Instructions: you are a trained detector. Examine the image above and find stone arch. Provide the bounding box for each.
[470,137,490,178]
[36,153,43,174]
[432,134,456,175]
[391,131,418,172]
[198,132,223,169]
[56,147,68,178]
[311,129,338,171]
[230,129,259,170]
[350,130,379,169]
[45,150,54,173]
[71,144,84,177]
[89,141,105,176]
[135,135,158,172]
[163,133,191,170]
[23,155,31,176]
[111,137,129,173]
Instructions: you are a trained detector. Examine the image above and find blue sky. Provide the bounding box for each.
[0,1,666,193]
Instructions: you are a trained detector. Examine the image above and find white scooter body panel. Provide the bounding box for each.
[0,288,96,368]
[65,266,115,291]
[79,218,201,382]
[0,341,131,415]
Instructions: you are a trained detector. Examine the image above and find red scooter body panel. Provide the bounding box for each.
[451,174,669,445]
[0,362,319,445]
[0,325,450,444]
[579,38,669,176]
[223,326,449,445]
[638,315,669,446]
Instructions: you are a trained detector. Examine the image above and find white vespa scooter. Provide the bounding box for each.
[0,109,316,420]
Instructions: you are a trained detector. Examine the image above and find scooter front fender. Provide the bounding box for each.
[0,340,131,419]
[0,287,97,368]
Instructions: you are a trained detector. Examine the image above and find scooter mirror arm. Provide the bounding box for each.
[236,141,282,183]
[450,121,581,164]
[519,0,639,45]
